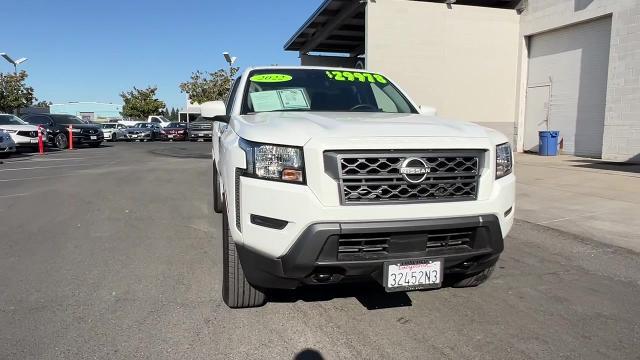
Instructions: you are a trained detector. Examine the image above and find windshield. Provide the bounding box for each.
[134,123,153,128]
[102,124,116,129]
[242,69,417,114]
[167,122,187,128]
[54,115,84,125]
[0,114,28,125]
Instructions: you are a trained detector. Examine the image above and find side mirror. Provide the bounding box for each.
[212,115,230,124]
[418,105,437,116]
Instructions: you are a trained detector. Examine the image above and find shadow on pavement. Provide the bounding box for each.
[569,158,640,174]
[150,145,212,159]
[267,282,413,310]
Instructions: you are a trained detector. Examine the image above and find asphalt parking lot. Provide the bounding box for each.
[1,142,639,359]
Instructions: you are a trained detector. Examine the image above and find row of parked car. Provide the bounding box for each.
[105,115,214,142]
[100,122,190,142]
[0,112,214,158]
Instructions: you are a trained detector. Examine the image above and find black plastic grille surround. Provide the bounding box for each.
[337,227,476,261]
[16,130,38,138]
[325,150,483,204]
[80,128,99,135]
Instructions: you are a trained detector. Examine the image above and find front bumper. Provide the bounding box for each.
[189,130,213,140]
[9,134,40,147]
[71,134,104,144]
[234,173,515,257]
[236,215,504,289]
[164,132,187,140]
[127,132,152,140]
[0,143,16,153]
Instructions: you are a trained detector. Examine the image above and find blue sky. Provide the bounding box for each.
[2,0,323,108]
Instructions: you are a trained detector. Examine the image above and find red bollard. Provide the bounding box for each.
[68,125,74,150]
[37,125,44,155]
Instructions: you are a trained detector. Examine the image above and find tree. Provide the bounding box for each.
[0,71,36,113]
[34,100,52,109]
[119,86,166,119]
[179,67,238,105]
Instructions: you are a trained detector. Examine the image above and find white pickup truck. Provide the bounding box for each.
[119,115,171,128]
[212,66,515,308]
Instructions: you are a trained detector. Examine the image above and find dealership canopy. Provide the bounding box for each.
[284,0,521,56]
[284,0,366,56]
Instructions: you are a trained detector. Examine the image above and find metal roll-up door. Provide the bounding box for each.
[524,16,612,156]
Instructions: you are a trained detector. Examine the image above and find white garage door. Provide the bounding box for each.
[524,16,612,156]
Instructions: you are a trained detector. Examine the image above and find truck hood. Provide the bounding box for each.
[234,112,496,146]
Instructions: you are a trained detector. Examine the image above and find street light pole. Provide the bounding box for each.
[1,53,29,115]
[0,53,28,74]
[222,52,237,76]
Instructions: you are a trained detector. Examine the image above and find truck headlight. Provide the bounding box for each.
[239,139,305,183]
[496,142,513,179]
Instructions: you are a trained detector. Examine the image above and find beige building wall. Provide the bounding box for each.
[365,0,521,140]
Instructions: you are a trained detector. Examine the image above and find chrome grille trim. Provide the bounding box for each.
[189,122,213,130]
[324,150,484,205]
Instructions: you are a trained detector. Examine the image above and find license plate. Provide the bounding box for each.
[168,134,174,138]
[30,139,38,143]
[90,136,97,140]
[383,258,443,292]
[198,133,204,137]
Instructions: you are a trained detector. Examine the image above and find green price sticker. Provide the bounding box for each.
[250,74,293,83]
[325,70,388,84]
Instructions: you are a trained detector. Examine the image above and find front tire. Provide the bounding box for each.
[54,133,68,149]
[222,210,266,308]
[213,163,223,214]
[451,264,496,288]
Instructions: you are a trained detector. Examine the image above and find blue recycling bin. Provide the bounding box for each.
[539,131,559,156]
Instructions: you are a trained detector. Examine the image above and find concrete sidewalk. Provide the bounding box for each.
[514,153,640,252]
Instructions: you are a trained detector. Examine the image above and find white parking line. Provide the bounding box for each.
[0,162,110,172]
[0,174,71,182]
[537,211,611,224]
[0,193,29,198]
[2,154,110,164]
[4,157,89,163]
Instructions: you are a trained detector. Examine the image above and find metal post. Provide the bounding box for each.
[37,125,44,155]
[68,125,74,150]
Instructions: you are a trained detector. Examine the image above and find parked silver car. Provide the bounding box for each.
[0,129,16,157]
[125,122,162,141]
[101,123,128,142]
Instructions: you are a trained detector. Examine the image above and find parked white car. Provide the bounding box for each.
[119,115,172,128]
[101,123,128,141]
[0,129,16,157]
[0,114,45,149]
[212,66,515,308]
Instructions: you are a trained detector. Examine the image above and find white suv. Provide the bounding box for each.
[212,67,515,308]
[0,114,44,149]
